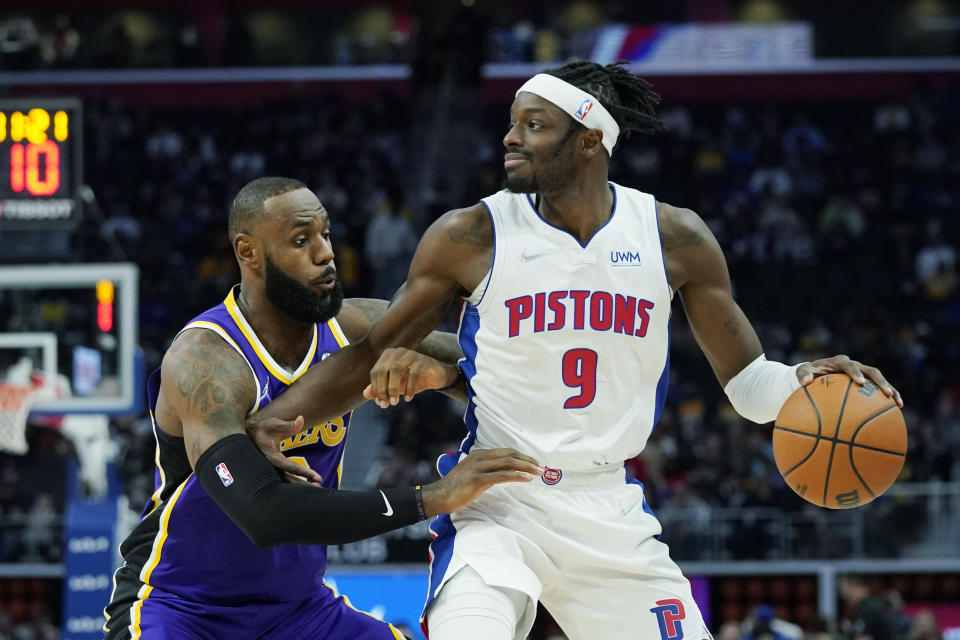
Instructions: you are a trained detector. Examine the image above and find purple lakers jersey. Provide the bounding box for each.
[118,286,352,605]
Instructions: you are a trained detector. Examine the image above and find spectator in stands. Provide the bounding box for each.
[363,198,418,300]
[741,604,803,640]
[11,610,58,640]
[804,616,835,640]
[883,590,914,639]
[838,574,896,640]
[907,609,943,640]
[38,14,79,67]
[719,621,743,640]
[782,114,827,156]
[20,494,57,562]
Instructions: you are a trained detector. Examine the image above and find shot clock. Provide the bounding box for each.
[0,99,82,228]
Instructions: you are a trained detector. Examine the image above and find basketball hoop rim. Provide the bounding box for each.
[0,380,39,455]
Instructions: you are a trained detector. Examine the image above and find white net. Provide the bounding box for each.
[0,382,36,455]
[0,356,66,455]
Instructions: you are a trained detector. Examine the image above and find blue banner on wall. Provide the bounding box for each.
[325,569,431,640]
[61,460,120,640]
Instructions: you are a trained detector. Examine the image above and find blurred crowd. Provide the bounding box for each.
[710,574,951,640]
[3,1,958,72]
[0,74,958,638]
[0,8,412,70]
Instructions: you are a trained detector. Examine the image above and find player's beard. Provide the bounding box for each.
[504,126,580,195]
[264,255,343,324]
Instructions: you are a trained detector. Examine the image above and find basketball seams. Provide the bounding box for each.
[779,385,823,478]
[846,402,901,499]
[773,424,905,457]
[821,378,853,506]
[848,403,899,445]
[848,444,877,499]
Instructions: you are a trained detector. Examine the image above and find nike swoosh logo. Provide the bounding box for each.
[618,498,643,516]
[520,250,553,262]
[379,490,394,517]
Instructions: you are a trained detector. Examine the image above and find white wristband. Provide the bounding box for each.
[723,354,803,424]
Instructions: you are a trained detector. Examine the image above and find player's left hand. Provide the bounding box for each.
[245,415,324,484]
[363,347,459,408]
[797,355,903,408]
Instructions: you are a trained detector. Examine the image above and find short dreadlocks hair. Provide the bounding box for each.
[544,60,664,147]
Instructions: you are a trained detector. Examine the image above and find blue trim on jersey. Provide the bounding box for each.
[421,302,487,627]
[457,304,482,454]
[426,295,478,629]
[422,513,457,629]
[523,182,618,249]
[474,200,497,308]
[652,324,671,430]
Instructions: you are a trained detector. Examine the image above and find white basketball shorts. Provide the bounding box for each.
[422,455,712,640]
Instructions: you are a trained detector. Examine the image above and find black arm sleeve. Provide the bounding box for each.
[195,434,420,548]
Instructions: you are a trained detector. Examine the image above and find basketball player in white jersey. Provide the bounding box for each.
[254,61,902,640]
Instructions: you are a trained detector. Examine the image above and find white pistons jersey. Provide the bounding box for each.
[458,182,673,470]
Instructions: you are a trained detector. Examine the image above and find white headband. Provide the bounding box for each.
[516,73,621,157]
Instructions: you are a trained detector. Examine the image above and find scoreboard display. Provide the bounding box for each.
[0,99,82,228]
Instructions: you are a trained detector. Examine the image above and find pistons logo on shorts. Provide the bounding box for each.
[216,462,234,487]
[575,99,593,121]
[650,598,686,640]
[541,467,562,485]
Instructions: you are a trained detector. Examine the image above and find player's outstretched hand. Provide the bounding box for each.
[797,355,903,408]
[245,415,324,484]
[419,449,543,517]
[363,347,459,408]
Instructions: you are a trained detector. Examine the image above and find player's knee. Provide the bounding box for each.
[427,567,525,640]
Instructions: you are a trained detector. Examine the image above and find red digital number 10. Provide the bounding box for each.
[562,348,598,409]
[9,141,60,196]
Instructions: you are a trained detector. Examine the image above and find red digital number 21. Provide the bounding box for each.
[562,348,598,409]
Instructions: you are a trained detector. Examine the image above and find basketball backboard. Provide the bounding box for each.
[0,263,140,415]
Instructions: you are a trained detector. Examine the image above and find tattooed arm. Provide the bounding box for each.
[657,202,764,387]
[157,328,257,470]
[337,298,464,365]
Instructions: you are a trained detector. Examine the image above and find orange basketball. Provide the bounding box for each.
[773,373,907,509]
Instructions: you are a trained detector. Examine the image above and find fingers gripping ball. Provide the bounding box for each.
[773,374,907,509]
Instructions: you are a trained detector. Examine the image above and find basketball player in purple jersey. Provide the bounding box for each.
[253,63,902,640]
[103,177,542,640]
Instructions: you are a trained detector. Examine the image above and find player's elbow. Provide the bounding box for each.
[246,532,280,549]
[237,517,285,549]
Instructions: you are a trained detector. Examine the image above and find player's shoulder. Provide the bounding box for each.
[158,326,256,432]
[432,202,493,249]
[163,327,253,386]
[655,201,713,253]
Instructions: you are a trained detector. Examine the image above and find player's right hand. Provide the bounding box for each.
[245,415,324,485]
[420,449,543,516]
[363,347,459,408]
